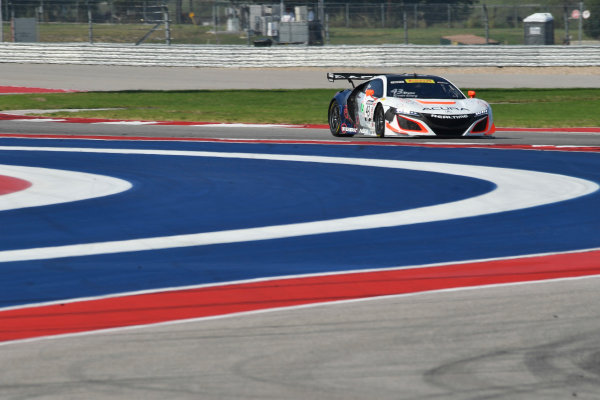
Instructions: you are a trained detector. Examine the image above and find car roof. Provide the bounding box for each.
[379,74,449,82]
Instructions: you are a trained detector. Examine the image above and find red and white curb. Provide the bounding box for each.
[3,111,600,133]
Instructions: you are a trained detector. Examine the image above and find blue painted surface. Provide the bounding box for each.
[0,138,599,307]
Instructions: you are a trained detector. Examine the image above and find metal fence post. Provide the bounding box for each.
[164,2,171,45]
[578,1,583,44]
[212,0,219,44]
[482,4,489,44]
[414,4,417,29]
[87,1,93,44]
[325,13,329,44]
[403,10,408,44]
[318,0,324,28]
[345,3,349,28]
[564,5,569,44]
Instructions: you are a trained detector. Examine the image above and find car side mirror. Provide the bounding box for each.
[365,89,375,97]
[468,90,476,98]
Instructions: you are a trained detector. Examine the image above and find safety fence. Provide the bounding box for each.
[1,42,599,67]
[0,0,597,45]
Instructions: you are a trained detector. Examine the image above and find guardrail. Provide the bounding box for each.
[1,43,599,67]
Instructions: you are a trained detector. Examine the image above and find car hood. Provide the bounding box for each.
[386,98,490,115]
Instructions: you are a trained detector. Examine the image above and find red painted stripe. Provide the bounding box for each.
[496,127,600,133]
[0,86,77,94]
[0,175,32,195]
[1,250,599,343]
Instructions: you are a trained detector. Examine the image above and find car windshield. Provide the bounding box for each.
[387,78,465,99]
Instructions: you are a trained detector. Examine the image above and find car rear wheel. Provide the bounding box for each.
[328,100,343,137]
[374,105,385,138]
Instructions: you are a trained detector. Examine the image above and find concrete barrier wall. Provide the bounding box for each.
[1,43,599,67]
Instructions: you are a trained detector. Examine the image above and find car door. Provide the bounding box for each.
[358,79,384,132]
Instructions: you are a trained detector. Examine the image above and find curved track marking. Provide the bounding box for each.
[0,175,31,195]
[0,146,597,262]
[0,164,132,212]
[1,248,599,345]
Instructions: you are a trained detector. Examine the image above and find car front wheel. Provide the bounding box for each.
[374,105,385,138]
[328,100,343,137]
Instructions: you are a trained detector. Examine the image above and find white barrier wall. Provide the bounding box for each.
[1,43,599,67]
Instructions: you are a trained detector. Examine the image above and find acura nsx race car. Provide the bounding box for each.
[327,72,495,137]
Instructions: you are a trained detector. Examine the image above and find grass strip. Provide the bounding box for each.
[1,88,599,128]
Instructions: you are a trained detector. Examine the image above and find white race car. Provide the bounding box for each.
[328,72,495,137]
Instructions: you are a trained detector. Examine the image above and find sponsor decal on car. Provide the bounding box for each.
[423,107,469,111]
[431,114,470,119]
[342,126,357,133]
[405,79,435,84]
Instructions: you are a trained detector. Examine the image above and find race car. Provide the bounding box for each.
[327,72,495,138]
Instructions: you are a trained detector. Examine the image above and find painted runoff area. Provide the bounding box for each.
[0,136,599,344]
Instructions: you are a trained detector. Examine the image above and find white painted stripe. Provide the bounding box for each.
[193,123,302,128]
[0,164,132,212]
[0,146,597,262]
[93,121,157,125]
[7,118,67,122]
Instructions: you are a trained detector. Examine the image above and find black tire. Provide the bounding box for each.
[374,104,386,138]
[328,100,343,137]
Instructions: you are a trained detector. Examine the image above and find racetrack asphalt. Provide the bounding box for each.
[1,64,600,90]
[0,66,599,399]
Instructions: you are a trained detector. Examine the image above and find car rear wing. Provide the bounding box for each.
[327,72,382,88]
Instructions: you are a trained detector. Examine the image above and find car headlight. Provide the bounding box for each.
[397,110,421,117]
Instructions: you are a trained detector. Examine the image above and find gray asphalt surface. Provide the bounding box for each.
[1,119,599,147]
[1,65,600,399]
[2,278,600,400]
[1,64,600,90]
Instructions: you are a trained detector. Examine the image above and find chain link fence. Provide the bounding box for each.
[0,0,597,45]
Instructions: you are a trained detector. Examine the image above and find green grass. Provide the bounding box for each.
[476,88,600,127]
[1,88,599,128]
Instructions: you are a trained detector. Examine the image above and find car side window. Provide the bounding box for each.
[365,79,384,98]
